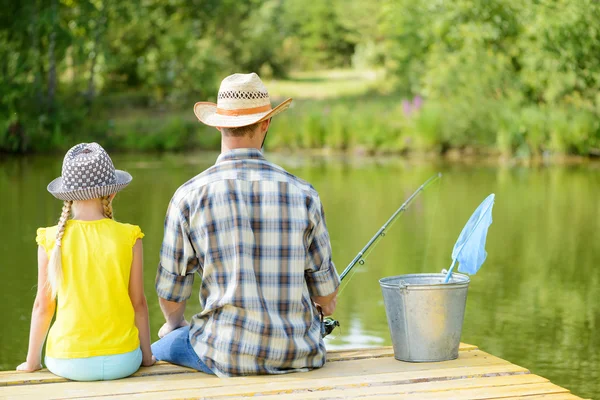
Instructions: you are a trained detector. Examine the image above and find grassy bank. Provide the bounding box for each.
[268,93,600,158]
[3,69,599,158]
[266,70,600,157]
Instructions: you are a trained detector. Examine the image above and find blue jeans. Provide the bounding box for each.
[45,347,142,381]
[151,326,214,374]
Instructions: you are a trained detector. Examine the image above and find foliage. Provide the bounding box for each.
[1,0,599,157]
[0,0,345,153]
[372,0,600,156]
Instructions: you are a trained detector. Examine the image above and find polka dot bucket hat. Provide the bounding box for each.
[47,142,132,201]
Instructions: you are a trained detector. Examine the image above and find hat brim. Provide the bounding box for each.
[193,98,292,128]
[47,170,132,201]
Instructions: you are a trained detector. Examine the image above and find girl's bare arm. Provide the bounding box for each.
[17,246,56,372]
[129,239,155,367]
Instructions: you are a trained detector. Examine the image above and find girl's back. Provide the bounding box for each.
[18,142,154,381]
[37,219,144,358]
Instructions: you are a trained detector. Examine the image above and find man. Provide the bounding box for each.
[152,73,340,377]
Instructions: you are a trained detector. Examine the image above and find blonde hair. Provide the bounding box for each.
[46,195,114,298]
[101,195,114,220]
[47,201,72,299]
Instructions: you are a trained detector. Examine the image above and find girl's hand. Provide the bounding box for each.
[142,355,156,367]
[16,361,42,372]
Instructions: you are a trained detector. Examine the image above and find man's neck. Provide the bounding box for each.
[221,138,261,153]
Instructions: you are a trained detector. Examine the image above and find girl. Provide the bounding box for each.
[17,142,155,381]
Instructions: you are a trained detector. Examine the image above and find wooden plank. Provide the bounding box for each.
[508,395,586,400]
[0,373,65,387]
[72,365,529,400]
[0,344,480,388]
[406,382,571,400]
[324,393,583,400]
[208,375,551,399]
[122,377,568,400]
[1,344,582,400]
[0,363,195,387]
[327,343,477,362]
[206,377,566,400]
[0,350,515,399]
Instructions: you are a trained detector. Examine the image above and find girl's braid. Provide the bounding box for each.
[101,196,114,219]
[47,200,72,298]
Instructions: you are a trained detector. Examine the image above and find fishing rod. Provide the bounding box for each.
[320,172,442,337]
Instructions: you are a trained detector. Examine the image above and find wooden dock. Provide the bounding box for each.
[0,343,586,399]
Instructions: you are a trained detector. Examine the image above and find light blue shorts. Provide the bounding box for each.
[45,347,142,381]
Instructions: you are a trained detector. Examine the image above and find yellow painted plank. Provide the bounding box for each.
[1,350,514,399]
[327,343,477,362]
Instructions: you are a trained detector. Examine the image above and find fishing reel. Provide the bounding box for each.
[318,306,340,337]
[321,316,340,337]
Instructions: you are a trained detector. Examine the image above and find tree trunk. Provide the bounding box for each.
[32,0,43,111]
[47,0,58,113]
[86,5,107,106]
[86,45,98,104]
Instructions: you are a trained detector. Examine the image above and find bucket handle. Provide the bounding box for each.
[398,280,409,294]
[441,269,449,282]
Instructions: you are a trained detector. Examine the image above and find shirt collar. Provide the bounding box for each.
[216,148,266,164]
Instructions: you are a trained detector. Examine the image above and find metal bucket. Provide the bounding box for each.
[379,273,469,362]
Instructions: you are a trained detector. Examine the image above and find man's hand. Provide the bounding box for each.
[314,296,337,316]
[312,288,338,316]
[158,319,189,338]
[158,297,188,338]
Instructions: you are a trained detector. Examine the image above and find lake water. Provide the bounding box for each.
[1,152,598,398]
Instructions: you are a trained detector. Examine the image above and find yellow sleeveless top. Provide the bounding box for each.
[36,219,144,358]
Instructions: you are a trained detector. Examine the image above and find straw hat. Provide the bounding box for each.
[47,142,132,201]
[194,73,292,128]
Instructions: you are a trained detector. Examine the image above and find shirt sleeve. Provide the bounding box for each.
[305,196,341,298]
[155,198,200,302]
[36,227,57,255]
[131,225,145,247]
[36,228,48,253]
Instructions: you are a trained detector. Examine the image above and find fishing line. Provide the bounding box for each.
[340,174,442,293]
[337,258,359,297]
[321,173,442,337]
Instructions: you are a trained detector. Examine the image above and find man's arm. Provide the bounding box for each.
[305,196,341,316]
[157,298,188,338]
[155,197,199,337]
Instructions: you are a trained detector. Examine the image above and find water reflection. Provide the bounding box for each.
[0,153,598,398]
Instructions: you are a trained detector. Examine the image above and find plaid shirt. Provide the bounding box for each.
[156,148,340,377]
